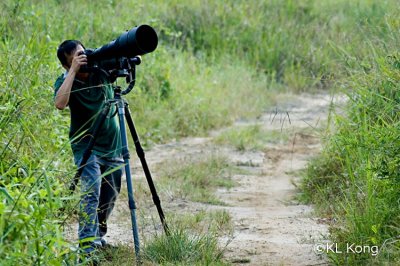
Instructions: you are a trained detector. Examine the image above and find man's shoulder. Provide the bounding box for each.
[54,73,66,90]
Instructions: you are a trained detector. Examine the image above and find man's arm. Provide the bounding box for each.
[54,51,87,110]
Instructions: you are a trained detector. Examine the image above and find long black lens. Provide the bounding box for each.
[88,25,158,61]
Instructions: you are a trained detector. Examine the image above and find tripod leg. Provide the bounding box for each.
[124,103,170,235]
[70,102,112,192]
[117,102,141,259]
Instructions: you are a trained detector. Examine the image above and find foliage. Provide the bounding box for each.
[98,210,232,265]
[1,0,400,264]
[301,14,400,264]
[143,228,226,266]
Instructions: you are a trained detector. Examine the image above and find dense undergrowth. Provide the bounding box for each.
[1,0,399,264]
[301,6,400,266]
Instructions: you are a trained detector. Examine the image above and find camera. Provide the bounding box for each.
[81,25,158,71]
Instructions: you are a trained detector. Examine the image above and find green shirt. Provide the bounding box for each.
[54,72,121,159]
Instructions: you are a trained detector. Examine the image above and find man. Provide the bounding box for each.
[54,40,123,254]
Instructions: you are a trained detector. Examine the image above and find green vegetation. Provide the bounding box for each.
[142,210,232,265]
[158,155,235,205]
[302,60,400,264]
[99,210,233,265]
[143,228,226,266]
[1,0,400,264]
[214,125,289,151]
[96,245,137,266]
[300,6,400,266]
[165,209,233,234]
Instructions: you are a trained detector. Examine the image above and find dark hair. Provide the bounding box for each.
[57,40,85,66]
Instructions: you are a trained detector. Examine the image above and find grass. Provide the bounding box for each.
[141,210,232,265]
[301,21,400,264]
[143,228,226,266]
[1,0,400,264]
[98,245,137,266]
[131,52,272,145]
[157,154,236,205]
[214,125,290,151]
[165,209,234,235]
[93,232,226,266]
[98,210,233,265]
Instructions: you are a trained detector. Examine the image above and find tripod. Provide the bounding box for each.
[69,56,169,259]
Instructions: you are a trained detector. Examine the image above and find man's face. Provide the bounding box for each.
[64,45,85,70]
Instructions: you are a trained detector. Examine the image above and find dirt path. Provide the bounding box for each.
[70,93,339,265]
[213,94,334,265]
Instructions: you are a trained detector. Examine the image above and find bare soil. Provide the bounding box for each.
[67,93,341,265]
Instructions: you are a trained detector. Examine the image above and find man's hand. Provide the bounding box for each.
[55,44,88,110]
[69,50,87,74]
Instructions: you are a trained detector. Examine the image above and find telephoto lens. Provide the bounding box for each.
[88,25,158,62]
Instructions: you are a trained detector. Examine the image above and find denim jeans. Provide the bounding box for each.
[74,154,123,253]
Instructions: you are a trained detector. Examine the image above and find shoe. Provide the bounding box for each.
[100,238,108,247]
[100,238,119,251]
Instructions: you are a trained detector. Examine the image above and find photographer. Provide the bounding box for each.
[54,40,123,255]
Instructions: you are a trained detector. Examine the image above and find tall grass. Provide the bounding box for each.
[142,209,232,265]
[301,10,400,264]
[143,228,226,265]
[1,0,400,264]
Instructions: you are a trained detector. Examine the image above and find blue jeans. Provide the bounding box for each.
[74,154,123,252]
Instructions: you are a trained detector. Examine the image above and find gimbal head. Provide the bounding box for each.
[86,55,141,95]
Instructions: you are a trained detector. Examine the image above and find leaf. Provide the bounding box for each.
[371,224,378,234]
[0,186,14,202]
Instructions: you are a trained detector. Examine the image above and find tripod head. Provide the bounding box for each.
[89,55,141,96]
[108,56,141,79]
[123,56,140,95]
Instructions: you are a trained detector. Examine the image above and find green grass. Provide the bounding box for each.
[144,210,233,265]
[214,125,290,151]
[140,209,233,265]
[165,209,234,236]
[143,228,226,266]
[158,155,235,205]
[98,245,137,266]
[133,53,272,145]
[301,24,400,265]
[98,210,233,265]
[88,232,226,266]
[1,0,400,264]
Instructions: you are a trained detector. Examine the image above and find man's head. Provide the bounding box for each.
[57,40,85,70]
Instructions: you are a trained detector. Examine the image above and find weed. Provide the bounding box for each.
[214,125,289,151]
[143,228,227,265]
[158,154,235,205]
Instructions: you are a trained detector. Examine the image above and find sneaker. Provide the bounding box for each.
[100,238,108,247]
[100,238,118,250]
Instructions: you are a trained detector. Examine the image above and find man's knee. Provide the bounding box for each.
[78,155,102,194]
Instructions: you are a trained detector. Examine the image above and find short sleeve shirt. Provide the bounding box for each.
[54,72,121,159]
